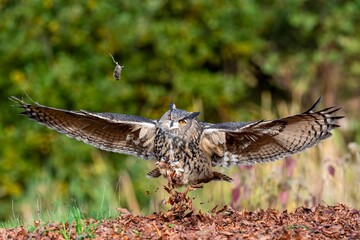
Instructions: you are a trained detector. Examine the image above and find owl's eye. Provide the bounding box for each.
[179,119,187,125]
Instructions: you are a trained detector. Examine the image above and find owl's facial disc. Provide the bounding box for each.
[159,105,200,132]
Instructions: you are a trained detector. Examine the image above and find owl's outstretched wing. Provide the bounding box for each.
[200,98,344,167]
[10,97,157,160]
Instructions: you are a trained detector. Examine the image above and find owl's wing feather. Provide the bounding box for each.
[200,98,344,167]
[10,96,157,159]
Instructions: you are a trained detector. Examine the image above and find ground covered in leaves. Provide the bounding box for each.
[1,204,359,239]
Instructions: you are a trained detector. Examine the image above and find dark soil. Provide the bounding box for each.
[1,204,359,239]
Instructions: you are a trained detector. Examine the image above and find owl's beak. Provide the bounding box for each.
[169,120,179,129]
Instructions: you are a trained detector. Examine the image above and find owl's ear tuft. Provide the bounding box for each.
[187,112,200,119]
[169,103,176,110]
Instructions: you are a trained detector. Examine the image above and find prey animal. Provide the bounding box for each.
[10,97,343,187]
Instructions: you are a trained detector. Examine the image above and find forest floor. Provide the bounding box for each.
[1,190,359,239]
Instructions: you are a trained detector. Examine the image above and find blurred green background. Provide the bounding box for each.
[1,0,359,223]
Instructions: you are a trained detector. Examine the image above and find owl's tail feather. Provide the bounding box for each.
[212,171,233,182]
[146,168,161,178]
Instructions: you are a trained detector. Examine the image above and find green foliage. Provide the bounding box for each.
[1,0,359,223]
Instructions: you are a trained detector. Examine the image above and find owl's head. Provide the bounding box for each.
[158,103,200,136]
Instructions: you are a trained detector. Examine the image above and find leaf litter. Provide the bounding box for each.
[1,191,359,239]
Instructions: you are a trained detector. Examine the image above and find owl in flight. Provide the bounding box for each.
[10,96,343,187]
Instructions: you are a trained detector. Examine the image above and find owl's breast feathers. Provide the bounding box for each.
[150,126,230,186]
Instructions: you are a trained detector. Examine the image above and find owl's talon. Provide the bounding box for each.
[169,160,177,166]
[174,167,184,175]
[169,161,181,168]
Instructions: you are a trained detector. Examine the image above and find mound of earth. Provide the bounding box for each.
[1,204,359,239]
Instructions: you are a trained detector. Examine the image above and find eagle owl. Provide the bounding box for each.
[10,97,343,187]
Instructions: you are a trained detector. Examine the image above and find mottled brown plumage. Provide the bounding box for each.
[10,96,343,187]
